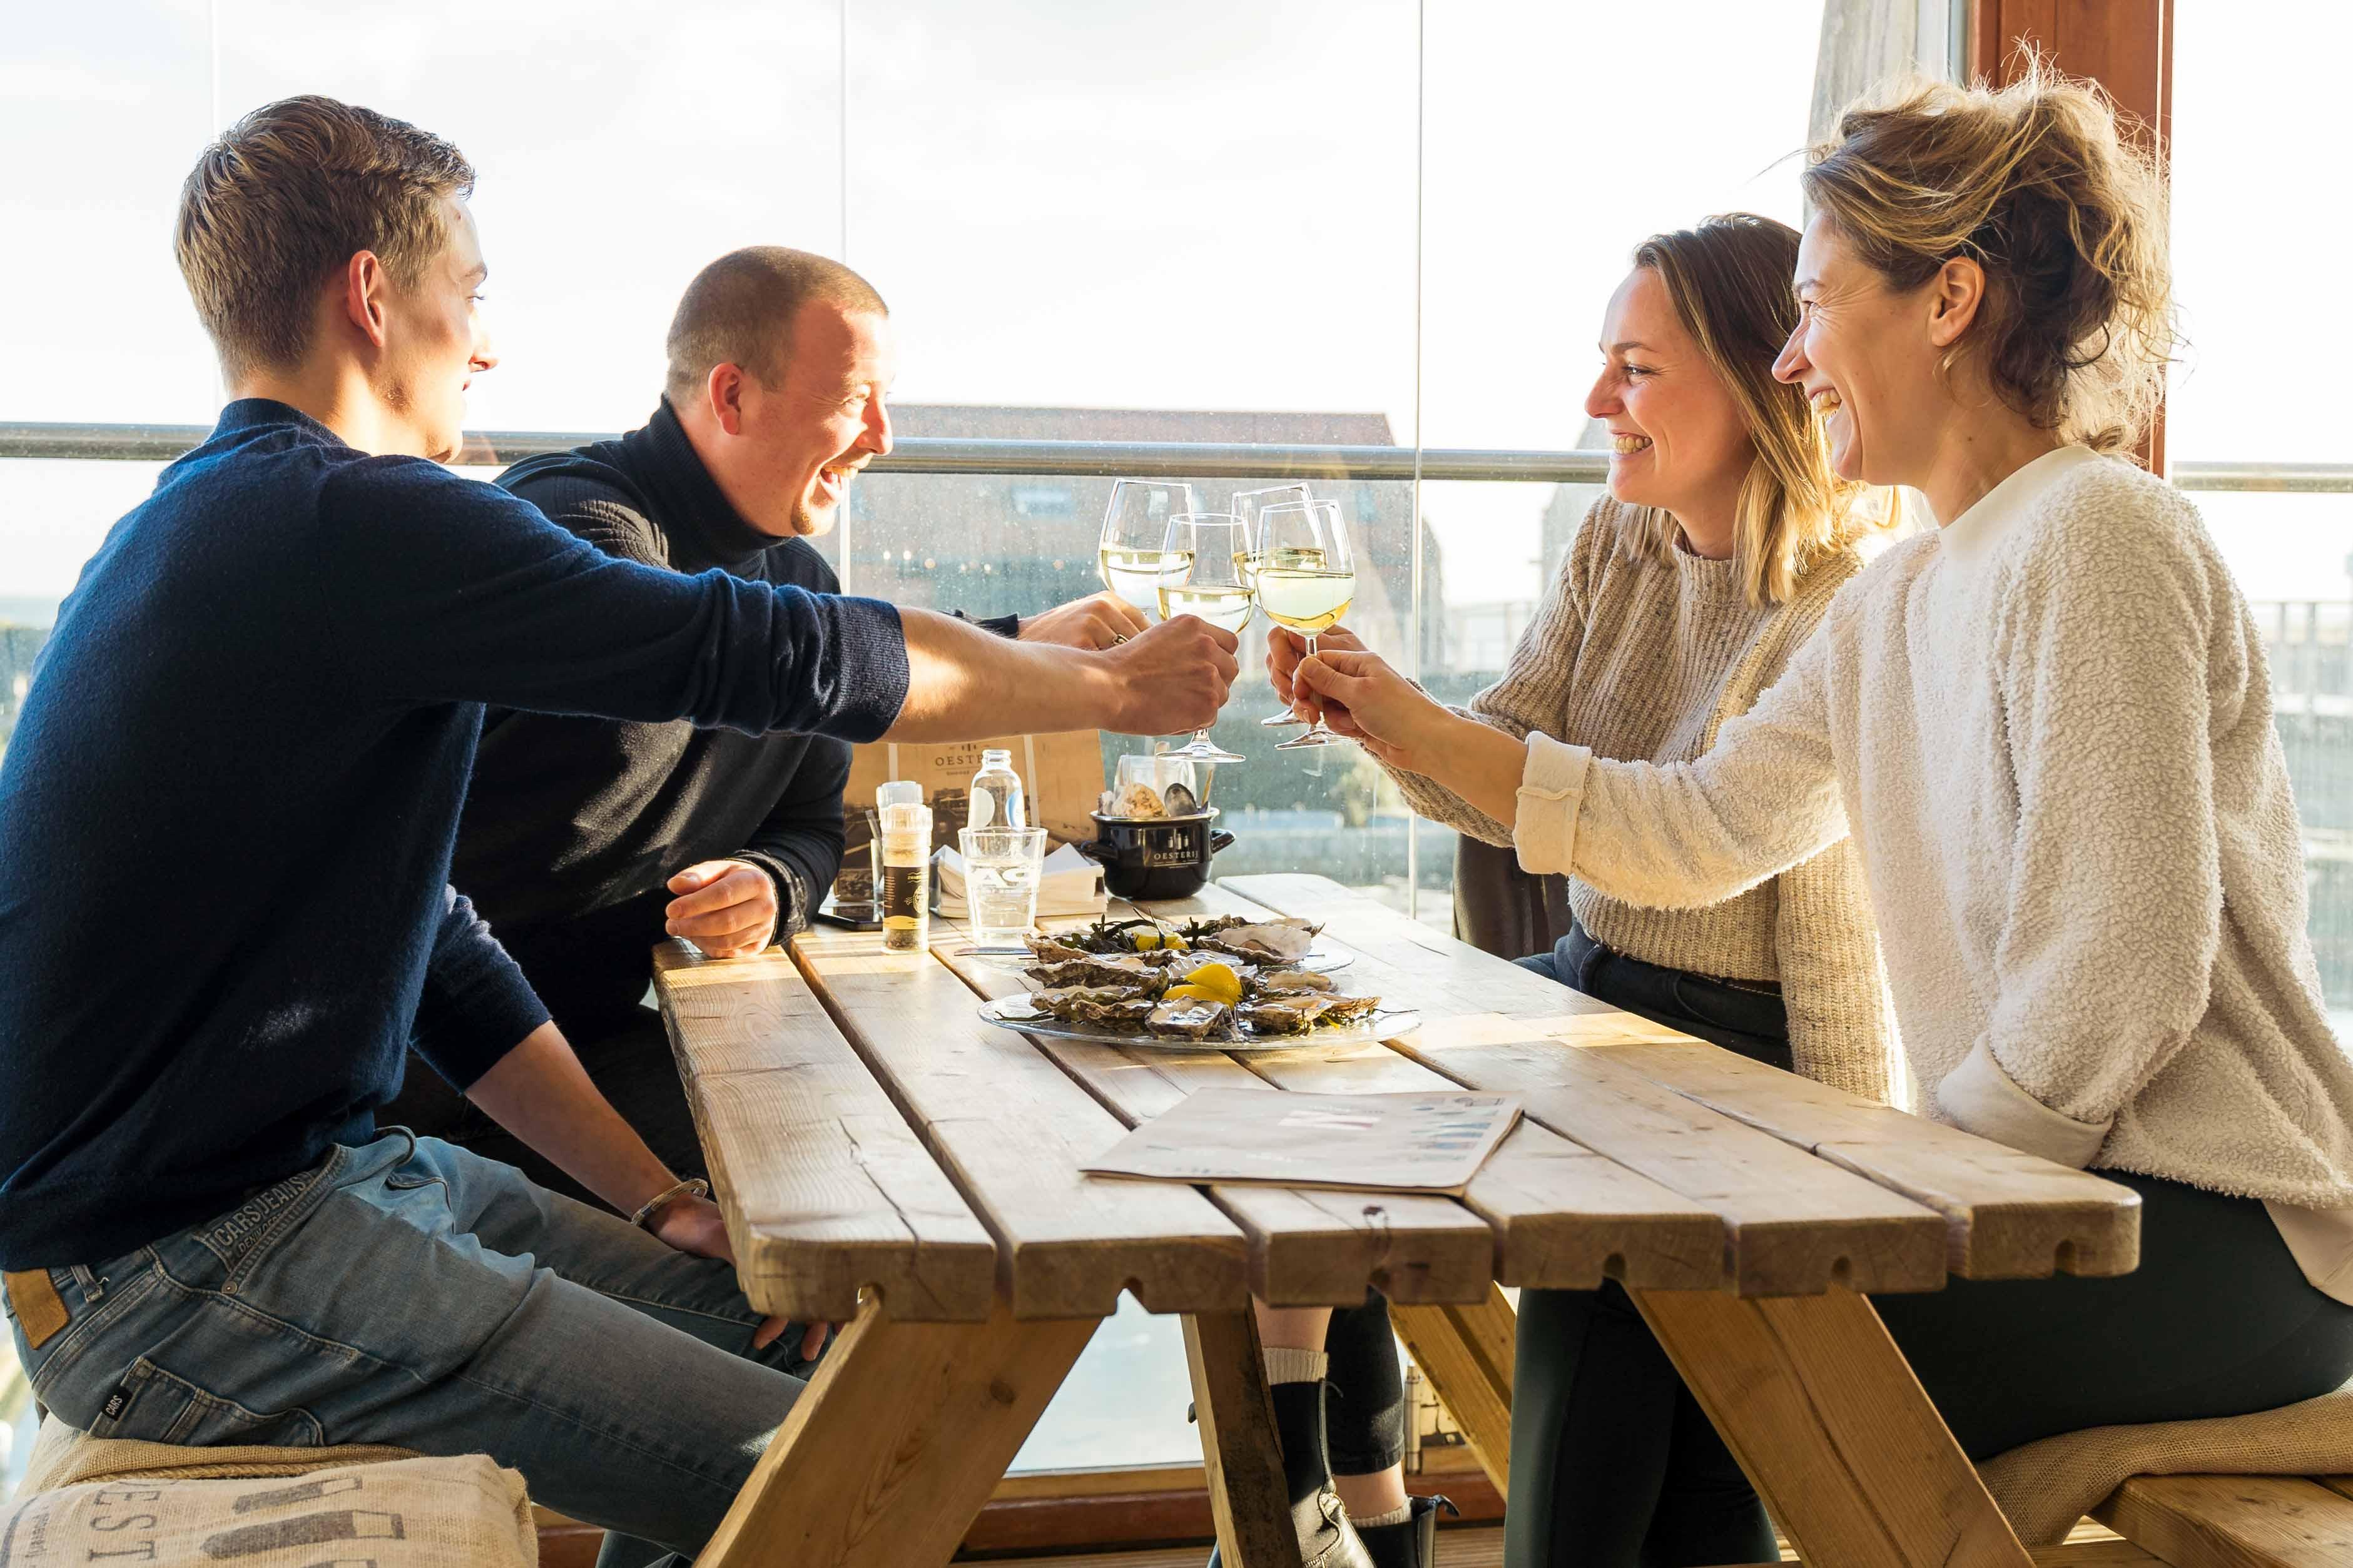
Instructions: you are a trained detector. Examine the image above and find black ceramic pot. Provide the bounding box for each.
[1078,809,1235,901]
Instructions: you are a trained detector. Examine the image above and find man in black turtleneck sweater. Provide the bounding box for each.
[389,248,1142,1198]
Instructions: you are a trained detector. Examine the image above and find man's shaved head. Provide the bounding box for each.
[663,246,887,403]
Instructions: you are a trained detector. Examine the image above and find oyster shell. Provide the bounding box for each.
[1250,968,1333,996]
[1239,996,1326,1034]
[1146,997,1236,1040]
[1025,954,1169,992]
[1032,986,1158,1027]
[1024,934,1092,963]
[1197,919,1319,963]
[1314,994,1383,1025]
[1161,781,1201,815]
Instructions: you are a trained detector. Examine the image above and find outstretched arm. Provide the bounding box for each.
[1295,636,1847,909]
[888,607,1236,740]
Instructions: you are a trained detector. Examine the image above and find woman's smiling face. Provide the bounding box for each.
[1774,212,1946,490]
[1585,266,1752,529]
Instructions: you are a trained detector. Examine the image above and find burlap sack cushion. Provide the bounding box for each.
[6,1417,535,1566]
[1979,1380,2353,1544]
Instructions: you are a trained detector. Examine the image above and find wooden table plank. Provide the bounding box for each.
[1588,1041,2142,1280]
[1393,1017,1948,1296]
[933,934,1497,1308]
[790,928,1248,1319]
[2096,1474,2353,1568]
[1196,885,1947,1297]
[651,943,998,1322]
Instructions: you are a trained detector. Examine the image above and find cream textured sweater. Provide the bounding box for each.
[1390,497,1899,1104]
[1512,448,2353,1297]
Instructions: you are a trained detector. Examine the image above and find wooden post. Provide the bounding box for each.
[695,1296,1095,1568]
[1183,1310,1306,1568]
[1390,1284,1517,1499]
[1632,1286,2033,1568]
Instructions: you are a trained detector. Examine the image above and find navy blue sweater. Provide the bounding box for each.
[0,401,908,1268]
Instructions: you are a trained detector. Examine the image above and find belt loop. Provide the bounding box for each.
[70,1263,105,1302]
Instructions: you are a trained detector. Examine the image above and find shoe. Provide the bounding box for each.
[1203,1379,1374,1568]
[1357,1494,1456,1568]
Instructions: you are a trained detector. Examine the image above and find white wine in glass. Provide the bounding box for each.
[1158,512,1253,764]
[1098,479,1199,612]
[1255,499,1355,752]
[1230,484,1317,590]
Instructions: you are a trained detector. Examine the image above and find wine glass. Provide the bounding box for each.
[1157,512,1254,764]
[1098,480,1199,614]
[1254,499,1356,752]
[1233,485,1319,727]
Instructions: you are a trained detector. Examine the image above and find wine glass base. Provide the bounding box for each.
[1274,728,1347,751]
[1169,741,1246,763]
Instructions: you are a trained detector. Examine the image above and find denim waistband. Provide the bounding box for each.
[1564,920,1782,998]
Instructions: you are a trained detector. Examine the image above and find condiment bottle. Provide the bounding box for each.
[876,780,932,952]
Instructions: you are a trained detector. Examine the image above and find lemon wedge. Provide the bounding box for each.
[1131,929,1163,951]
[1162,984,1214,1004]
[1182,962,1243,1006]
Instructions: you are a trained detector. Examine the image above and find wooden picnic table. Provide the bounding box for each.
[651,872,2142,1568]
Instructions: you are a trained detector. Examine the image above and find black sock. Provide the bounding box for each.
[1268,1380,1332,1508]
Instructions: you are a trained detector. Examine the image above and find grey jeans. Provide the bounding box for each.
[4,1129,816,1558]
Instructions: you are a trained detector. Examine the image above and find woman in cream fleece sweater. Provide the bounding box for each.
[1290,66,2353,1568]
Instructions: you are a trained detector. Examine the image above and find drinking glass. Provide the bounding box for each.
[1232,485,1319,727]
[1098,480,1199,613]
[959,826,1049,953]
[1157,512,1254,764]
[1253,499,1355,752]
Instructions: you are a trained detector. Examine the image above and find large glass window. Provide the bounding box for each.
[2171,2,2353,1021]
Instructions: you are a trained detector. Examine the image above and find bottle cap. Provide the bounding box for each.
[982,749,1012,767]
[877,780,922,808]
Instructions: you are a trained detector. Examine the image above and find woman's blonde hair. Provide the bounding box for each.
[1621,214,1876,607]
[1802,58,2175,454]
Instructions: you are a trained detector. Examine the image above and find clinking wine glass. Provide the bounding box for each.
[1254,498,1356,752]
[1232,485,1320,727]
[1156,512,1253,764]
[1098,479,1200,613]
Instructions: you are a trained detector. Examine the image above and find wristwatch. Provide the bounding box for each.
[629,1177,711,1230]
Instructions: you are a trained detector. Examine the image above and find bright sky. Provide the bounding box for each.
[0,0,2343,614]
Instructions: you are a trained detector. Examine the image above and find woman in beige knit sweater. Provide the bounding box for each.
[1290,66,2353,1568]
[1242,214,1899,1568]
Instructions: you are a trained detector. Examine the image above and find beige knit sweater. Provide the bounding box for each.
[1388,496,1899,1105]
[1512,448,2353,1297]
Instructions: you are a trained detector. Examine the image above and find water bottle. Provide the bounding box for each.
[967,749,1025,831]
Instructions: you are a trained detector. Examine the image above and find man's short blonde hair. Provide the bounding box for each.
[175,95,475,379]
[664,247,887,405]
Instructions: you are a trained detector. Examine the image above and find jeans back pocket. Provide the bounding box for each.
[90,1357,326,1449]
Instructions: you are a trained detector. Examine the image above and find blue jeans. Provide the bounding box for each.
[3,1129,815,1559]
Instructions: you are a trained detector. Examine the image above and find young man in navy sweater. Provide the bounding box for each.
[0,96,1234,1559]
[388,248,1147,1206]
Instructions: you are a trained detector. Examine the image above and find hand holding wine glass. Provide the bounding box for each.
[1157,512,1255,763]
[1253,499,1356,752]
[1264,620,1366,712]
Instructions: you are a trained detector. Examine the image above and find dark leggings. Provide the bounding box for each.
[1324,1289,1408,1475]
[1507,926,2353,1567]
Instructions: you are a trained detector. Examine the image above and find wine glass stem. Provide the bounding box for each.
[1305,633,1326,734]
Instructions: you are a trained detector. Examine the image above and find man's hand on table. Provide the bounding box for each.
[650,1192,831,1361]
[1097,615,1241,734]
[1017,591,1151,650]
[665,860,778,958]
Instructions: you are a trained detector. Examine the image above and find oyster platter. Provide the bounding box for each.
[978,915,1416,1053]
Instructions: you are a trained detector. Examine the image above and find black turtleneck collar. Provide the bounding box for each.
[616,398,778,570]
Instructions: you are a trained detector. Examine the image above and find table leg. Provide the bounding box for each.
[696,1294,1096,1568]
[1390,1283,1516,1499]
[1630,1285,2032,1568]
[1183,1310,1306,1568]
